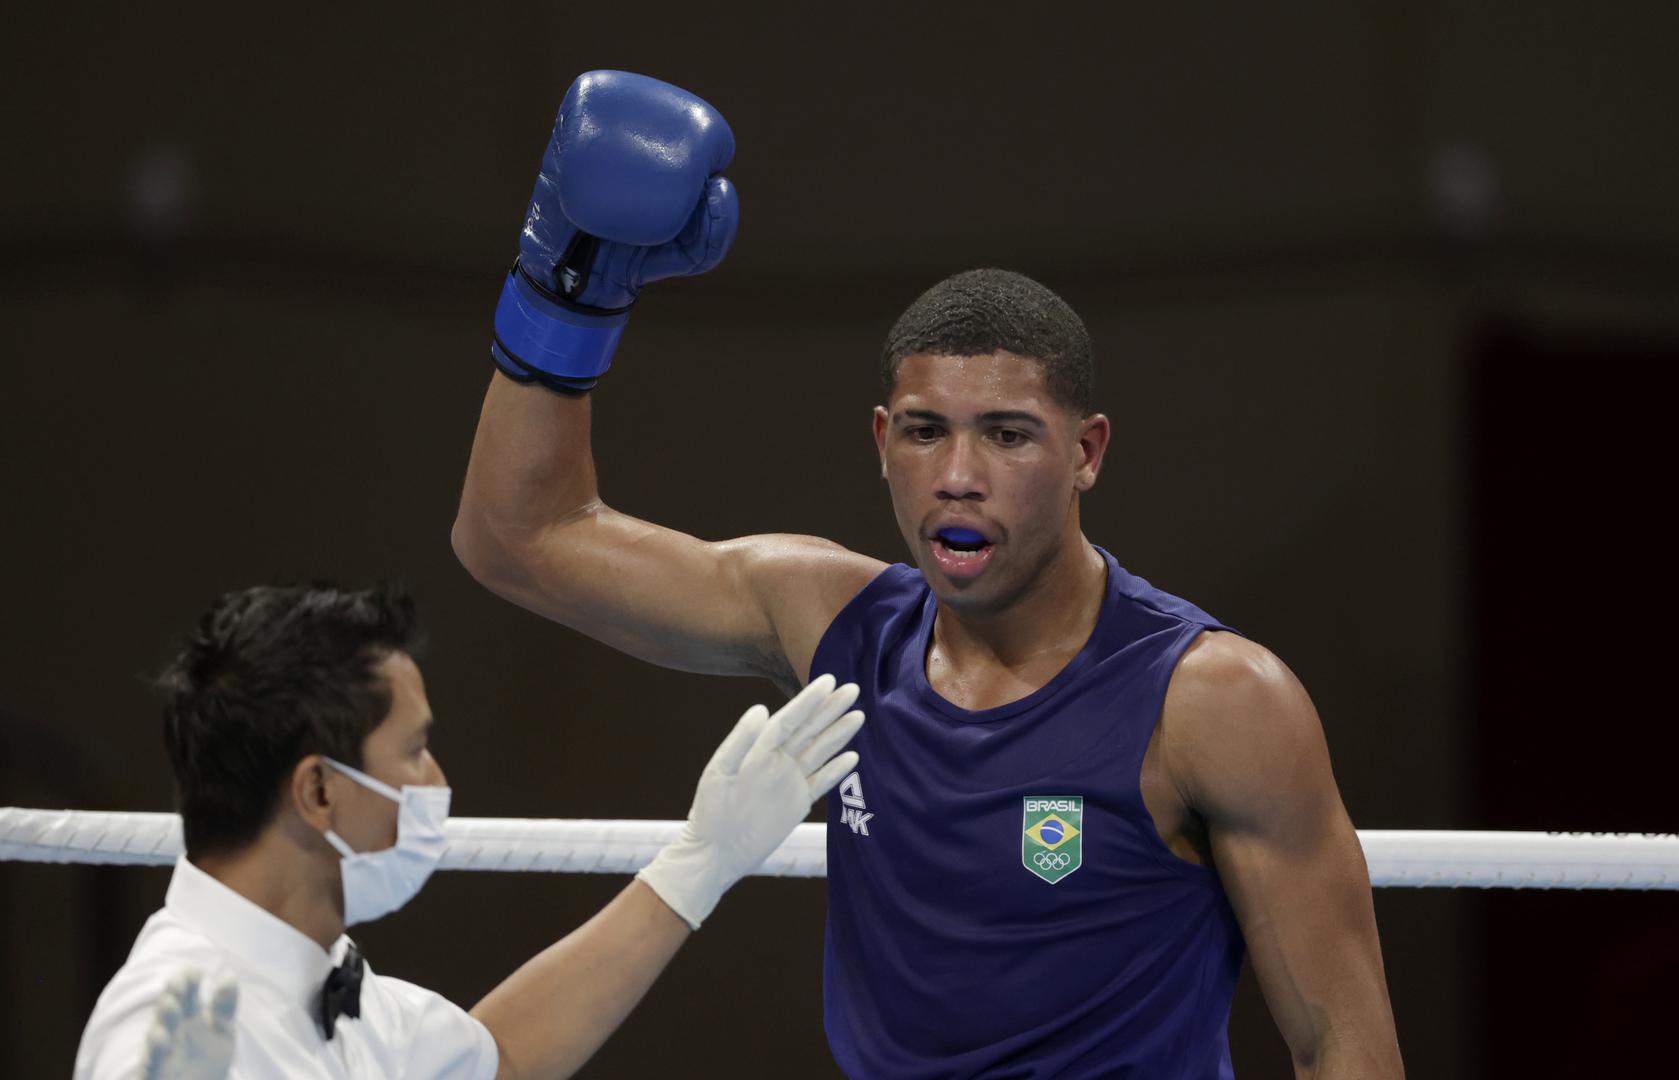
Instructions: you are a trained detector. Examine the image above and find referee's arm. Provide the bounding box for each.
[470,879,690,1080]
[1162,632,1405,1079]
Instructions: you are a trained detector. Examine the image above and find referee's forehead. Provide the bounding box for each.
[371,651,431,731]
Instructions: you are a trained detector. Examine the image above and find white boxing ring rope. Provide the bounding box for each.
[2,808,1675,890]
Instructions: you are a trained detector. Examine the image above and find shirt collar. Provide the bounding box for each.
[165,856,353,1003]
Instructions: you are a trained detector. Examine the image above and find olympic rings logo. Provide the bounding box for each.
[1033,851,1072,871]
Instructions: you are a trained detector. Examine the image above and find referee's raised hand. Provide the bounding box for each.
[142,969,237,1080]
[637,674,864,929]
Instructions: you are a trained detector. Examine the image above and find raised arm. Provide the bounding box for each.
[1161,633,1404,1078]
[454,377,880,691]
[451,72,881,693]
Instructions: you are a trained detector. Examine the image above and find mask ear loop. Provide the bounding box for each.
[320,757,403,858]
[323,757,403,802]
[322,828,359,859]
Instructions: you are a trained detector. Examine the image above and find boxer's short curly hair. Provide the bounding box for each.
[157,582,423,858]
[881,268,1094,415]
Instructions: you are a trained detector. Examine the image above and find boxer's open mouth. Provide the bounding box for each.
[930,526,996,578]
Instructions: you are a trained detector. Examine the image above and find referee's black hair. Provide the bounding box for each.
[880,268,1094,415]
[157,582,423,859]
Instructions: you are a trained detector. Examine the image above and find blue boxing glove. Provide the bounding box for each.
[490,71,739,394]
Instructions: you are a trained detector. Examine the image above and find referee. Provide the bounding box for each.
[75,582,862,1079]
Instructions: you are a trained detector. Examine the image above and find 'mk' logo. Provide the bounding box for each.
[839,771,873,836]
[1022,795,1083,884]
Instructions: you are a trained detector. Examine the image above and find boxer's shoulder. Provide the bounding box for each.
[724,533,886,609]
[1171,630,1290,696]
[717,533,887,690]
[1160,631,1328,820]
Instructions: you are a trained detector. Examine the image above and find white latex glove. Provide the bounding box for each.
[637,673,863,929]
[142,968,237,1080]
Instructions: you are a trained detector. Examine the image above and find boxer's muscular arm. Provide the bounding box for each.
[453,375,886,693]
[1161,633,1404,1079]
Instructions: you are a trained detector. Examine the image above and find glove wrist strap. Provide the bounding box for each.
[490,265,632,393]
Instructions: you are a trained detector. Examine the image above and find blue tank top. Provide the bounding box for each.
[813,547,1244,1079]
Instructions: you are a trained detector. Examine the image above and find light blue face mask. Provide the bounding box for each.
[320,758,451,927]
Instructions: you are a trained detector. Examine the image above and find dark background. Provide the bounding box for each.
[3,3,1675,1076]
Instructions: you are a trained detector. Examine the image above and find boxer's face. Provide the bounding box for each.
[329,651,446,852]
[873,351,1106,613]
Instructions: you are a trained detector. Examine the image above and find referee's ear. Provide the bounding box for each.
[289,754,337,834]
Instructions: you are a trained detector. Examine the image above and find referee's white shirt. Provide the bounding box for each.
[74,856,499,1079]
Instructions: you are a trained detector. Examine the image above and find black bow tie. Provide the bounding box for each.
[316,940,364,1040]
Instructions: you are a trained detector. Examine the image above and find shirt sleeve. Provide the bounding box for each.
[372,973,500,1080]
[74,946,232,1080]
[74,968,161,1080]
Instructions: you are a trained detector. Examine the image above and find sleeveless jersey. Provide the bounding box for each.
[813,547,1244,1079]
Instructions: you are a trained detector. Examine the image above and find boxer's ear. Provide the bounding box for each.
[873,406,890,478]
[1073,413,1111,493]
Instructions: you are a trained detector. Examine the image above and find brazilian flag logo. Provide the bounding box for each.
[1022,795,1083,884]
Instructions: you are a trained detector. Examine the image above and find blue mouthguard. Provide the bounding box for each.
[937,528,987,547]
